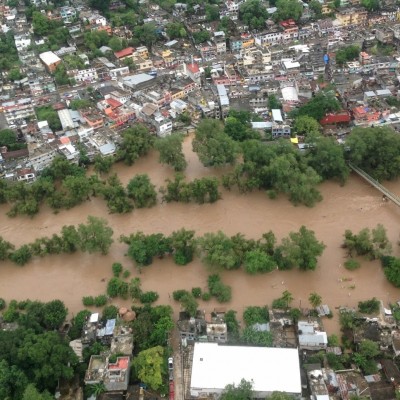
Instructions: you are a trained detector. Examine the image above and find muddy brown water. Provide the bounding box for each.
[0,135,399,336]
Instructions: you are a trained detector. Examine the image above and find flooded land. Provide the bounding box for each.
[0,135,399,335]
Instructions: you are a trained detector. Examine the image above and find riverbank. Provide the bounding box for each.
[0,135,399,336]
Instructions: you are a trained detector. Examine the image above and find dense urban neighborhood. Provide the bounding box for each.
[3,0,400,398]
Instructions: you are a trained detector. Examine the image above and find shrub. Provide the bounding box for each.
[129,278,142,300]
[344,259,360,270]
[207,274,232,303]
[17,300,29,310]
[102,305,118,320]
[107,277,129,299]
[173,290,190,301]
[122,270,130,279]
[112,262,123,277]
[94,295,107,307]
[243,306,269,326]
[358,298,380,314]
[267,189,277,199]
[107,278,121,298]
[140,291,159,304]
[201,292,211,301]
[0,298,6,311]
[82,296,95,306]
[272,298,287,309]
[191,287,202,298]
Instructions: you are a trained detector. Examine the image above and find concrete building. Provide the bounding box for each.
[190,343,301,398]
[298,321,328,350]
[39,51,62,72]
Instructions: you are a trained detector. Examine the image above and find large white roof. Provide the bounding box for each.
[39,51,61,65]
[190,343,301,394]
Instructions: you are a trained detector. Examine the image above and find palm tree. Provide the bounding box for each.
[90,382,106,396]
[281,290,294,308]
[308,292,322,308]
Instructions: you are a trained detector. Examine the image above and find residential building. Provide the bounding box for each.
[213,31,226,55]
[190,343,302,398]
[81,110,104,129]
[85,355,130,392]
[16,167,36,183]
[39,51,62,72]
[14,34,31,52]
[298,321,328,350]
[69,68,98,83]
[2,98,35,125]
[336,8,368,26]
[59,6,76,23]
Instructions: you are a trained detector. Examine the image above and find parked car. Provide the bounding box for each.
[168,357,173,370]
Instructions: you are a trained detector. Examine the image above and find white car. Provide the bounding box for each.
[168,357,173,370]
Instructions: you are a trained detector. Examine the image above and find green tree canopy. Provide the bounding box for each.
[346,126,400,181]
[335,45,360,66]
[275,0,303,21]
[126,174,157,208]
[43,300,67,330]
[0,129,17,147]
[239,0,268,30]
[78,216,114,255]
[295,90,341,121]
[293,116,320,136]
[133,346,164,390]
[155,133,187,171]
[361,0,379,11]
[277,226,325,270]
[193,119,239,167]
[117,125,154,165]
[306,134,349,184]
[22,384,53,400]
[17,331,78,389]
[220,378,253,400]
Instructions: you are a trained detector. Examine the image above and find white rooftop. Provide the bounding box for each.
[272,109,283,122]
[39,51,61,65]
[89,313,99,323]
[190,343,301,395]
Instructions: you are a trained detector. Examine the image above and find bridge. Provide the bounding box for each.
[348,162,400,207]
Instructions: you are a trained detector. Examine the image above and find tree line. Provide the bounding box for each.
[0,216,113,266]
[121,225,326,273]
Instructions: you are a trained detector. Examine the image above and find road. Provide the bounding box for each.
[171,326,184,400]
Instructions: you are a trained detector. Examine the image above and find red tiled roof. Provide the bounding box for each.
[114,47,134,59]
[320,111,351,125]
[187,63,199,73]
[106,98,122,108]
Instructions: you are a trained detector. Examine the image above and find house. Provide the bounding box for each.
[190,343,302,398]
[85,355,130,392]
[298,321,328,350]
[39,51,62,72]
[114,47,135,61]
[206,323,227,343]
[335,8,368,26]
[16,167,35,182]
[305,366,329,400]
[184,62,201,84]
[320,111,351,125]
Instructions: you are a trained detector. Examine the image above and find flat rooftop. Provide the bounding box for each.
[190,343,301,394]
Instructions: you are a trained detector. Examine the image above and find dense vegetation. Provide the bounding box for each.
[121,226,325,272]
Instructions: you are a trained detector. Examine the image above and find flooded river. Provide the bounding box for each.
[0,135,399,336]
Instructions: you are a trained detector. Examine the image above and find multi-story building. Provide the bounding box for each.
[14,34,31,52]
[336,7,368,26]
[2,98,35,125]
[59,6,76,23]
[213,31,226,54]
[68,68,98,83]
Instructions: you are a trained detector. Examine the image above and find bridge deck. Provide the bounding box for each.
[348,162,400,207]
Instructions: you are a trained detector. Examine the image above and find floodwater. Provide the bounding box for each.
[0,135,399,336]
